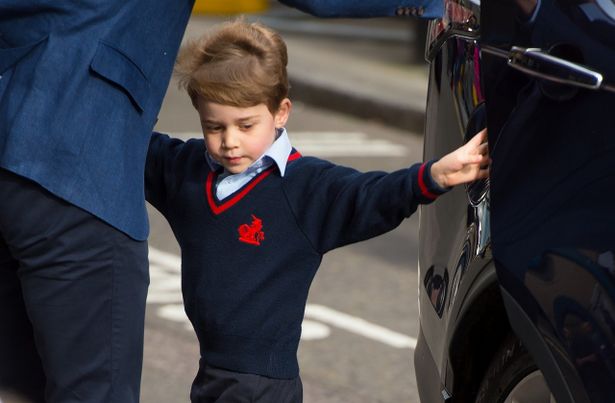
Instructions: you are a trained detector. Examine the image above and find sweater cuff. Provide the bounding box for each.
[414,160,451,202]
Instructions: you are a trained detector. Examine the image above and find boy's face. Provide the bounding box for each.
[198,99,291,174]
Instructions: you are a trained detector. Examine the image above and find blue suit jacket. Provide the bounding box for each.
[0,0,441,241]
[278,0,443,18]
[0,1,194,240]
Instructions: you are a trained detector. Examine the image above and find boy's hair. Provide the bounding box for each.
[174,19,289,113]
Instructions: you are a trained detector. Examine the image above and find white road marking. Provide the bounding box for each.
[301,319,331,341]
[149,247,181,273]
[157,304,194,331]
[147,246,415,349]
[305,305,417,349]
[169,131,408,157]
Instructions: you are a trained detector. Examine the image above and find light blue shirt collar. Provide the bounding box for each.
[205,128,292,177]
[205,129,293,200]
[265,128,292,177]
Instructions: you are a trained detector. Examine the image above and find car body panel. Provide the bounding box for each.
[416,0,615,401]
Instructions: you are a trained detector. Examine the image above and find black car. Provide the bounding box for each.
[415,0,615,402]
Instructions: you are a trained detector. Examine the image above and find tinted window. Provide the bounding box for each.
[596,0,615,17]
[557,0,615,49]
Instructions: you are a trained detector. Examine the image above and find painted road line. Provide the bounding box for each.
[149,247,181,273]
[168,131,408,157]
[147,246,415,349]
[305,304,417,349]
[291,131,407,157]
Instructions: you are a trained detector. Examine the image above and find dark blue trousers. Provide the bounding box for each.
[0,169,149,403]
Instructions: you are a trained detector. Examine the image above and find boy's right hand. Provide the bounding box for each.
[430,128,490,188]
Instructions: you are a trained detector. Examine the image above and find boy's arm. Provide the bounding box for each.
[284,130,488,254]
[283,158,449,254]
[277,0,444,19]
[145,132,186,215]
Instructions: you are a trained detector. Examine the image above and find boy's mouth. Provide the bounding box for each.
[223,156,243,165]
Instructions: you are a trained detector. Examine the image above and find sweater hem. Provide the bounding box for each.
[199,334,300,379]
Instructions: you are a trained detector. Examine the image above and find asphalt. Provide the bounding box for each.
[186,5,430,132]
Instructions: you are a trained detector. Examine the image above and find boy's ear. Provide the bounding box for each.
[274,98,292,128]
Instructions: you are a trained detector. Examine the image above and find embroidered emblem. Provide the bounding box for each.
[238,214,265,246]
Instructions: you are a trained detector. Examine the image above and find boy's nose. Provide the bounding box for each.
[221,130,240,148]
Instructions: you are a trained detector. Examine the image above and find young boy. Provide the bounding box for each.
[145,20,489,403]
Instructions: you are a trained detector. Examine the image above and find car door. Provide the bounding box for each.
[481,0,615,401]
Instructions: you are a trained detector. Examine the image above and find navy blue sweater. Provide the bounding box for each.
[145,132,448,379]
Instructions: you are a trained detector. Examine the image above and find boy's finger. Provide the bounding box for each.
[478,142,489,153]
[461,154,486,164]
[469,128,488,145]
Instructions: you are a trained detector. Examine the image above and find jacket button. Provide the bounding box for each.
[396,7,405,15]
[417,7,424,16]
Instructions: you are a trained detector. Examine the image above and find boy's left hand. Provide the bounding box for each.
[430,128,490,188]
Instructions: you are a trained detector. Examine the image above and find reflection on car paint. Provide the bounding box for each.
[525,248,615,402]
[424,265,449,317]
[449,39,483,129]
[448,239,470,310]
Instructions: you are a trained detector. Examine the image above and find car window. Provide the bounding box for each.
[550,0,615,52]
[595,0,615,19]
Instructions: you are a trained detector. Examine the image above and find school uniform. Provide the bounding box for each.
[145,130,448,402]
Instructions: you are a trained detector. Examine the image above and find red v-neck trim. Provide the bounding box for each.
[205,151,302,215]
[206,168,274,215]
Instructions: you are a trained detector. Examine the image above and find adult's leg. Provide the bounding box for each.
[0,169,149,403]
[0,233,46,403]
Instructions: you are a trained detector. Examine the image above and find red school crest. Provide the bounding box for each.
[238,214,265,246]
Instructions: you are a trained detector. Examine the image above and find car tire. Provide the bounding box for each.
[475,334,554,403]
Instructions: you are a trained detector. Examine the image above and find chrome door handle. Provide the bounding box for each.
[507,46,603,89]
[482,45,615,93]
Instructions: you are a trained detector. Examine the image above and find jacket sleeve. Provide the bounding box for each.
[277,0,444,19]
[283,158,449,254]
[144,132,186,215]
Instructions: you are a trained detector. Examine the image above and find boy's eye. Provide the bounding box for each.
[239,123,253,130]
[205,126,222,132]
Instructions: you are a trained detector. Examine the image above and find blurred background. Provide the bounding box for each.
[145,1,430,402]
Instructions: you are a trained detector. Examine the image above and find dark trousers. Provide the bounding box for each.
[0,169,149,403]
[191,360,303,403]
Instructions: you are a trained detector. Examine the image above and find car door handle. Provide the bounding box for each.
[482,45,615,93]
[507,46,609,91]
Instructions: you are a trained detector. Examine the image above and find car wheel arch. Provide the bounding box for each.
[445,262,512,401]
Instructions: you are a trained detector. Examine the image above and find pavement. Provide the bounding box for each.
[185,4,430,132]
